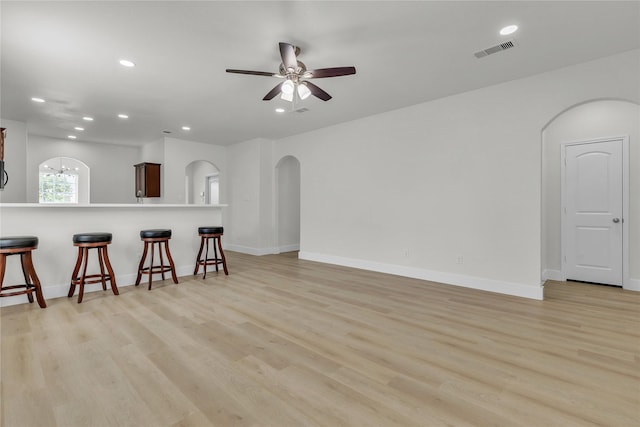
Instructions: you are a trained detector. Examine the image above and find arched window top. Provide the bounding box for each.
[38,157,89,204]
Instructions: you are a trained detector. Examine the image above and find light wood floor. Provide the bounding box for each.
[1,251,638,426]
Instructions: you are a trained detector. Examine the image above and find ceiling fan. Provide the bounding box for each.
[226,42,356,102]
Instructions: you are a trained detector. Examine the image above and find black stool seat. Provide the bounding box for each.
[140,229,172,239]
[0,235,47,308]
[73,233,112,244]
[0,236,38,249]
[198,226,224,235]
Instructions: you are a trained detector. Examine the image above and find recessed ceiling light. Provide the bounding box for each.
[31,97,45,103]
[119,59,135,67]
[118,114,129,119]
[500,25,518,36]
[275,108,285,113]
[74,126,84,131]
[181,126,191,131]
[82,116,94,121]
[68,135,77,139]
[162,130,172,134]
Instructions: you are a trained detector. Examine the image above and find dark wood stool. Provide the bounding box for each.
[194,226,228,279]
[68,232,118,303]
[135,229,178,290]
[0,236,47,308]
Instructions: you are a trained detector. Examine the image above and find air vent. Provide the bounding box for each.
[294,107,309,113]
[474,40,516,59]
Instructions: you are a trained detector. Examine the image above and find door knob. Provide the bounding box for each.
[613,218,620,223]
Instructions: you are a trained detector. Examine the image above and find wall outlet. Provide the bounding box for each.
[403,249,409,257]
[456,255,464,264]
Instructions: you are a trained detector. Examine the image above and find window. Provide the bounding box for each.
[39,172,79,203]
[38,157,88,204]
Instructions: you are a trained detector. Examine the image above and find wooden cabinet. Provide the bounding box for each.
[134,162,161,198]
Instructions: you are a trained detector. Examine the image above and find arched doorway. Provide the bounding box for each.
[541,99,639,291]
[275,156,301,253]
[185,160,219,204]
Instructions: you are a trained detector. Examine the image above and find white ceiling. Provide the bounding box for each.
[1,1,639,147]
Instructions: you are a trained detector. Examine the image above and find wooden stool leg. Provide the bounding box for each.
[20,252,35,303]
[23,251,46,308]
[213,238,219,272]
[102,246,118,296]
[164,241,179,284]
[77,247,90,303]
[97,248,107,291]
[217,236,229,275]
[68,247,83,298]
[0,254,6,294]
[135,242,149,286]
[158,242,166,281]
[203,237,210,279]
[148,242,155,290]
[194,236,205,275]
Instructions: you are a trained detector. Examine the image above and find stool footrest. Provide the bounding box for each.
[140,266,174,274]
[71,274,113,286]
[0,284,35,298]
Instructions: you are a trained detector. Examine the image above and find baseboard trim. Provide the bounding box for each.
[225,244,278,256]
[624,278,640,291]
[299,251,543,300]
[542,269,564,282]
[277,244,300,253]
[0,264,198,307]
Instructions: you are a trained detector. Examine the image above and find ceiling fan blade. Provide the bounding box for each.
[303,81,332,101]
[263,82,285,100]
[304,66,356,78]
[279,42,298,72]
[226,69,278,77]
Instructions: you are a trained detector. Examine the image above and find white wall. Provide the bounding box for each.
[267,49,640,300]
[162,137,226,205]
[226,138,274,254]
[542,100,639,283]
[0,119,27,202]
[27,135,139,203]
[276,156,300,252]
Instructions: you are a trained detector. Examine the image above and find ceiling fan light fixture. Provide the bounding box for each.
[280,91,294,102]
[297,83,311,100]
[281,79,295,95]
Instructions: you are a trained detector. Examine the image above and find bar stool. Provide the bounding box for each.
[135,229,178,290]
[194,226,228,279]
[0,236,47,308]
[68,232,118,303]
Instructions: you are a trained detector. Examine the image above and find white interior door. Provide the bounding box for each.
[563,139,623,286]
[205,174,219,205]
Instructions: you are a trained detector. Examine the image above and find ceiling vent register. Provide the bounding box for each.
[474,40,516,58]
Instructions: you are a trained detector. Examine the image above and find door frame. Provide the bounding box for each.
[204,173,219,204]
[560,135,629,288]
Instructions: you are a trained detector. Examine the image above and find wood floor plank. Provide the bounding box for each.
[1,251,639,426]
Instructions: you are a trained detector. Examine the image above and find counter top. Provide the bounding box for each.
[0,203,228,208]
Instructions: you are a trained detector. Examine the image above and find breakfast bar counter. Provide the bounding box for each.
[0,203,227,306]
